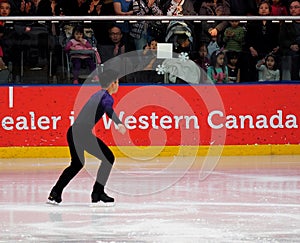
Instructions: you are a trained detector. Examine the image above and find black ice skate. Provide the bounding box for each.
[91,192,115,206]
[47,190,62,205]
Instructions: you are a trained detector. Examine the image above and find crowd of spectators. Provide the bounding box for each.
[0,0,299,84]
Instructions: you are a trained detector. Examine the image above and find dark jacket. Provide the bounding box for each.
[246,20,280,56]
[279,21,300,55]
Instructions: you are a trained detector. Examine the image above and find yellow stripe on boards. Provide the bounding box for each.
[0,145,300,158]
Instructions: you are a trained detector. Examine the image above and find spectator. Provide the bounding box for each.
[0,0,22,82]
[193,42,210,82]
[223,20,245,53]
[0,26,10,83]
[161,0,196,52]
[130,0,163,50]
[0,49,6,70]
[141,38,158,70]
[88,0,112,46]
[256,53,280,81]
[279,0,300,80]
[64,25,98,84]
[194,42,210,71]
[8,0,31,16]
[135,38,162,83]
[244,1,280,82]
[271,0,288,16]
[197,1,230,48]
[228,0,257,16]
[98,25,126,63]
[61,0,89,16]
[88,0,104,15]
[113,0,134,51]
[174,33,192,54]
[0,27,7,70]
[113,0,133,16]
[226,50,240,83]
[161,0,196,16]
[50,0,64,17]
[0,0,11,26]
[207,49,228,83]
[19,0,32,15]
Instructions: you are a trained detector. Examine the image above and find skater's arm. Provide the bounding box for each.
[102,98,122,125]
[106,107,122,125]
[104,105,126,134]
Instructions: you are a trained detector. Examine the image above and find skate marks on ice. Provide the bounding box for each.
[0,156,299,242]
[1,200,300,242]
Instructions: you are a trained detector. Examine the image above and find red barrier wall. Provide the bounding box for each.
[0,84,299,147]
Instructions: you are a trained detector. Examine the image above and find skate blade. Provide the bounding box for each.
[89,201,115,207]
[46,199,60,205]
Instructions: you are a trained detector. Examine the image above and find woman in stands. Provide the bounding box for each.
[244,0,280,82]
[130,0,163,50]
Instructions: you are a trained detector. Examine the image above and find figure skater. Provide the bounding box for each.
[48,69,126,205]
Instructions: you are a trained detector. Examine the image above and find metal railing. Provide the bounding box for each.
[1,15,300,22]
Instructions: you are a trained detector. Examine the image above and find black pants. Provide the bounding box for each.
[52,126,115,195]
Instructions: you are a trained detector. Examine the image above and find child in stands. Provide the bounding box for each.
[256,53,280,81]
[65,25,98,84]
[223,20,245,53]
[227,51,240,83]
[194,42,210,83]
[207,49,228,83]
[271,0,288,16]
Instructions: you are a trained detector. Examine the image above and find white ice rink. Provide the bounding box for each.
[0,155,299,242]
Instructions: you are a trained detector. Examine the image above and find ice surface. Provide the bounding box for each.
[0,156,299,242]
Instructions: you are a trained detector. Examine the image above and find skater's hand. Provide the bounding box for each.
[117,124,126,135]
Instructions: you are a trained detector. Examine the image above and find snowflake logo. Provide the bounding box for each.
[178,52,189,62]
[156,64,166,75]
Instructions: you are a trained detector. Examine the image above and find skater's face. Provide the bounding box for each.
[110,79,119,94]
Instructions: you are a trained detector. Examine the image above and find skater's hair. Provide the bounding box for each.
[98,69,120,88]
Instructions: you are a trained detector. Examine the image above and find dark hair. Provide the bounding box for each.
[227,51,239,60]
[288,0,300,6]
[265,54,278,70]
[108,24,122,33]
[258,0,272,12]
[176,34,189,46]
[98,69,119,88]
[210,49,227,75]
[197,42,207,51]
[148,38,158,45]
[71,25,84,38]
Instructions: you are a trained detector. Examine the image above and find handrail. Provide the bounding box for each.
[1,15,300,22]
